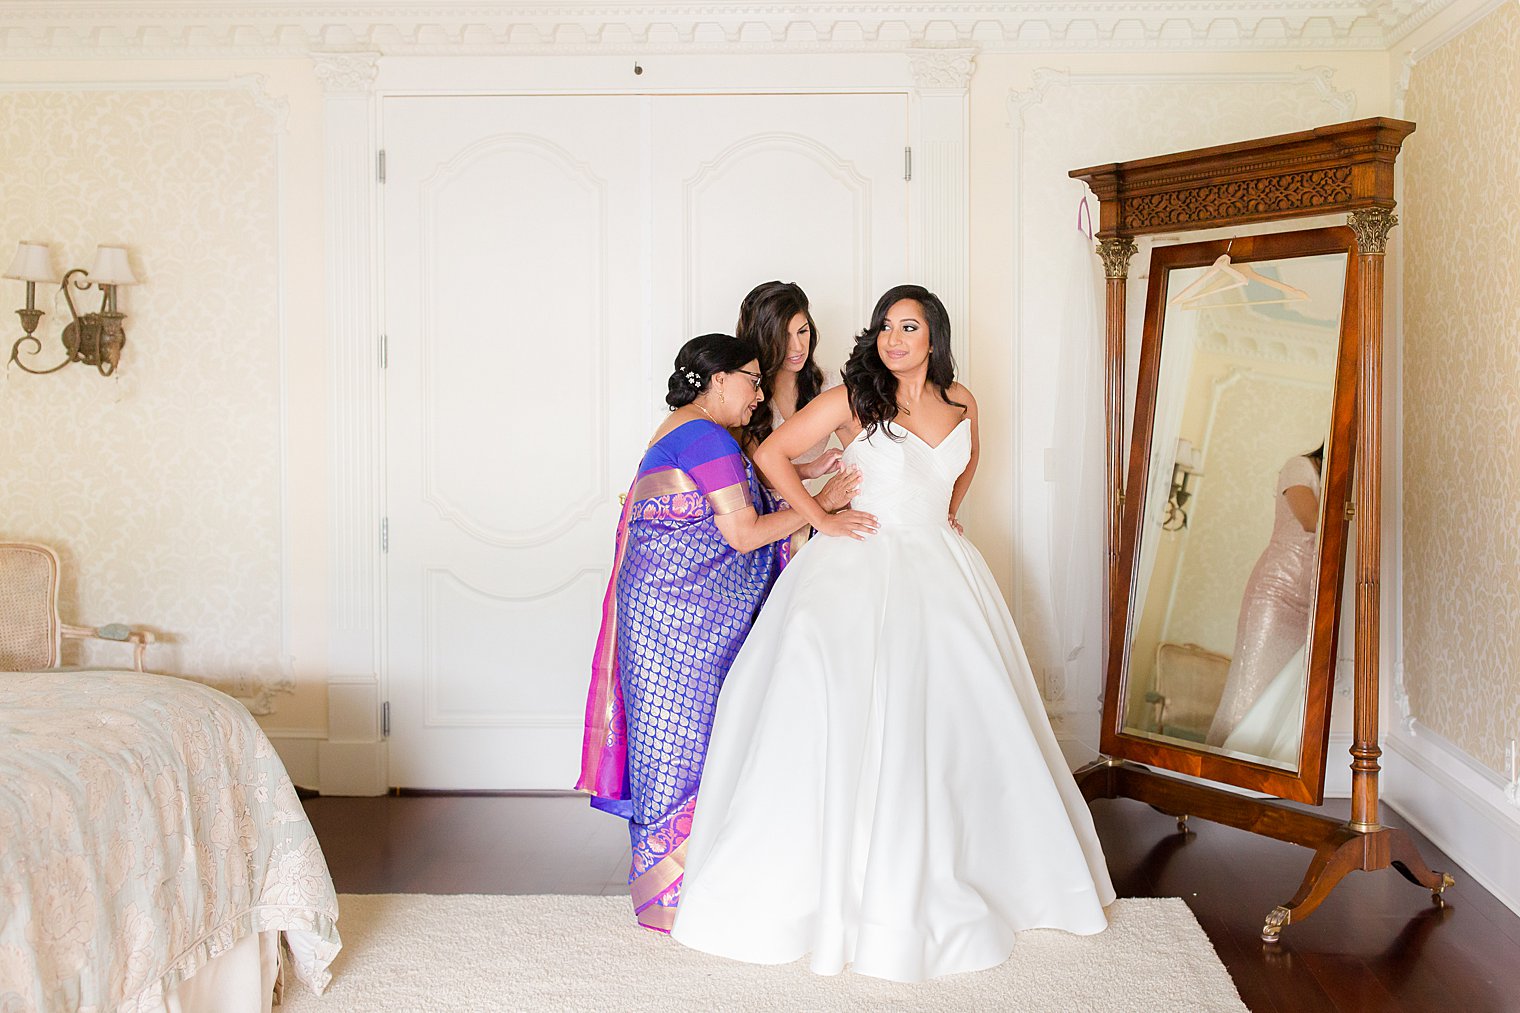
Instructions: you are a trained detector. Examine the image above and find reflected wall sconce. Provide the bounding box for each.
[6,241,137,376]
[1162,438,1204,531]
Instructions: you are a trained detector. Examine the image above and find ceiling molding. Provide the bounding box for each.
[0,2,1466,56]
[1199,309,1340,369]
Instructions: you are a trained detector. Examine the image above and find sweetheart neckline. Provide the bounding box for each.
[847,417,970,453]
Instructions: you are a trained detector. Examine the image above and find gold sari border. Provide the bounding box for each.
[630,468,699,502]
[630,839,688,909]
[637,904,678,932]
[706,482,753,516]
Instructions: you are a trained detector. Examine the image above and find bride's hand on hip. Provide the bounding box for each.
[816,509,878,541]
[948,513,964,535]
[814,465,862,513]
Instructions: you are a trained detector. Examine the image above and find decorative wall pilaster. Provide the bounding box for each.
[908,47,975,370]
[319,50,387,795]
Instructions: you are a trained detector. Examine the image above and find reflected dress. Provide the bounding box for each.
[1206,455,1321,747]
[575,419,787,932]
[671,420,1115,981]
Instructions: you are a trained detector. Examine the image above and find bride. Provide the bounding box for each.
[669,285,1116,982]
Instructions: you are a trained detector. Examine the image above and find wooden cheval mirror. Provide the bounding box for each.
[1070,118,1454,941]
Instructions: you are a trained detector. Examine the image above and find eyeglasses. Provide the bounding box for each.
[734,369,763,391]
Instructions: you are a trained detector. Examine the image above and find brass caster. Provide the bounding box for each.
[1177,813,1191,834]
[1261,905,1291,943]
[1432,872,1455,905]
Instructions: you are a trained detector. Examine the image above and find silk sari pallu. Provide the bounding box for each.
[576,420,785,931]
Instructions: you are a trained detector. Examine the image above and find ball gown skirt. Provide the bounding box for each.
[671,419,1116,982]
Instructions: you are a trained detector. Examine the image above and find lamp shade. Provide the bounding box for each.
[1174,438,1203,473]
[3,241,57,283]
[88,245,137,286]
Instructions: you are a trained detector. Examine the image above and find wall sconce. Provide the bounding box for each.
[1162,438,1204,531]
[6,241,137,376]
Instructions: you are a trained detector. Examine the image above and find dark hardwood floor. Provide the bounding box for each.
[302,792,1520,1012]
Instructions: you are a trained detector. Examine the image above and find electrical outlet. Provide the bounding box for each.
[1044,666,1067,703]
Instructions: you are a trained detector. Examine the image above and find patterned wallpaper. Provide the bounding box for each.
[0,88,289,703]
[1403,1,1520,777]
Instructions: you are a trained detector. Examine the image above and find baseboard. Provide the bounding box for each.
[266,727,388,796]
[262,728,322,791]
[317,739,390,796]
[1384,721,1520,918]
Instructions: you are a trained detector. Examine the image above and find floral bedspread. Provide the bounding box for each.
[0,670,340,1012]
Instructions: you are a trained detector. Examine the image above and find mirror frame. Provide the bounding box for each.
[1101,226,1361,803]
[1068,120,1457,944]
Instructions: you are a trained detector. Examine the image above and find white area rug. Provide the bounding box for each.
[279,894,1245,1012]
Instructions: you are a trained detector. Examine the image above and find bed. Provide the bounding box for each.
[0,669,341,1012]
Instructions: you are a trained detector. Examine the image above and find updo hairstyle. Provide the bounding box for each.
[665,333,760,410]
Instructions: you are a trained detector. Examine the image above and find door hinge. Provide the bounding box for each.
[379,333,387,369]
[380,517,389,553]
[904,146,912,182]
[381,701,390,738]
[378,149,386,184]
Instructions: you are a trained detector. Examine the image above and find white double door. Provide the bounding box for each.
[383,92,908,789]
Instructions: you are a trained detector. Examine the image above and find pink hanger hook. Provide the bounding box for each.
[1076,196,1094,240]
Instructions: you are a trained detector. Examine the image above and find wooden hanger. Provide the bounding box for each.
[1168,252,1309,309]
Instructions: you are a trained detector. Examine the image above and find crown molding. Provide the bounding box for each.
[0,2,1469,56]
[1198,309,1340,369]
[1386,0,1510,54]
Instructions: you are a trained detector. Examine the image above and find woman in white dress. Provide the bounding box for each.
[670,285,1115,982]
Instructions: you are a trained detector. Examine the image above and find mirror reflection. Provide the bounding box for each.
[1123,251,1348,771]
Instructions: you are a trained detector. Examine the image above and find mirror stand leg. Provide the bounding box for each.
[1261,826,1363,941]
[1386,827,1457,904]
[1261,825,1457,941]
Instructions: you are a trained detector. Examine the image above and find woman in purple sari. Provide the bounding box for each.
[576,334,875,932]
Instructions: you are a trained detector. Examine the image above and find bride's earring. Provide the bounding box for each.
[719,381,727,406]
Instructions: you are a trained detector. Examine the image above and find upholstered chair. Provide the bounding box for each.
[0,542,154,672]
[1145,641,1231,743]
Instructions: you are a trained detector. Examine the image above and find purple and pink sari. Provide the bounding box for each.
[575,419,787,932]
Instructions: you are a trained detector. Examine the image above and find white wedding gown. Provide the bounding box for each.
[670,419,1116,982]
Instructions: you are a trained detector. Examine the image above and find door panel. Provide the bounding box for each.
[651,94,910,421]
[383,96,644,789]
[384,92,909,789]
[422,136,611,544]
[422,568,605,723]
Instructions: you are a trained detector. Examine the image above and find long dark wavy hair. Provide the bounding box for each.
[844,284,963,439]
[736,281,824,447]
[665,333,759,410]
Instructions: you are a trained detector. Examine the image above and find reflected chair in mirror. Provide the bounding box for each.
[0,542,154,672]
[1147,642,1230,743]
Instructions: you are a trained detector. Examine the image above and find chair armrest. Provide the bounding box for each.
[1143,690,1166,733]
[60,624,156,672]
